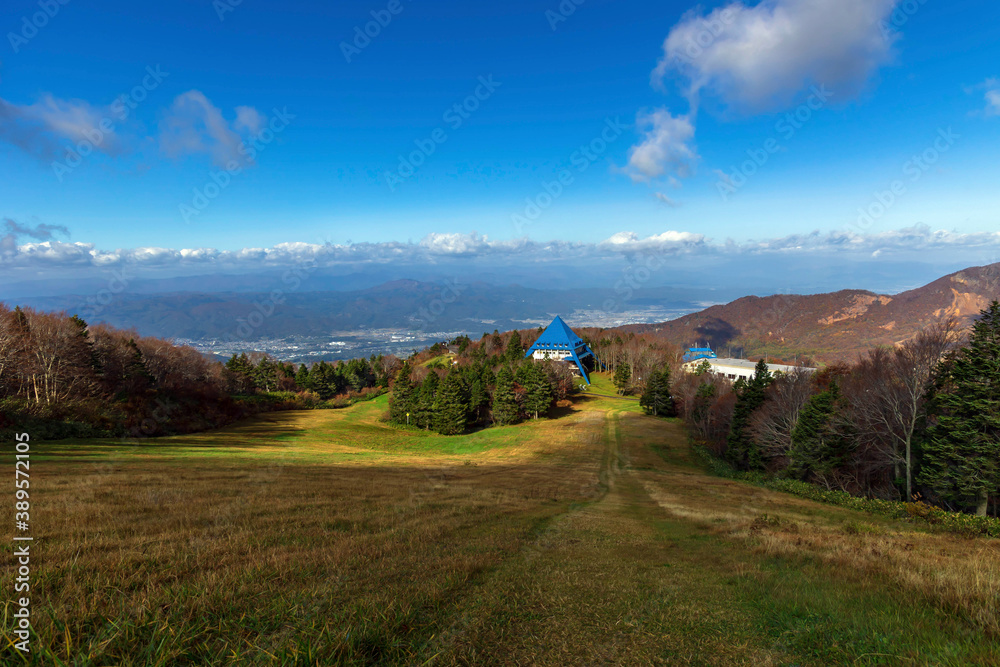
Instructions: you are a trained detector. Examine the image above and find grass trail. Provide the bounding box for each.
[419,411,999,665]
[2,374,997,665]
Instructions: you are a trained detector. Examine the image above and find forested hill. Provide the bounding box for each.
[613,262,1000,364]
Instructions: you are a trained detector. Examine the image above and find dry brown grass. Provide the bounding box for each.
[1,383,998,665]
[2,407,607,664]
[632,409,1000,639]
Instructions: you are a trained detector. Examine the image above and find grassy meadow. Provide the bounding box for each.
[2,373,998,665]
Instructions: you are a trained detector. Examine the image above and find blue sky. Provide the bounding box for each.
[1,0,1000,291]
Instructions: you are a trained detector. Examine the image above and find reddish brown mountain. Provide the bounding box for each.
[616,263,1000,365]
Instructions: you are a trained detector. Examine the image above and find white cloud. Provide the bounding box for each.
[983,79,1000,117]
[600,231,705,253]
[1,219,70,259]
[656,0,899,112]
[159,90,261,167]
[624,109,697,183]
[419,232,492,256]
[654,192,680,207]
[3,225,1000,274]
[234,106,265,134]
[0,94,122,160]
[740,225,1000,255]
[12,241,96,265]
[987,90,1000,116]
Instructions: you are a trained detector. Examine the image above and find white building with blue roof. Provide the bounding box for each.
[525,316,597,384]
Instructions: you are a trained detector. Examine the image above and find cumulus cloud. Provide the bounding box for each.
[740,225,1000,255]
[624,109,698,183]
[10,241,95,265]
[656,0,899,112]
[0,94,121,160]
[1,219,70,259]
[2,226,999,274]
[419,232,494,256]
[600,231,705,254]
[625,0,900,193]
[159,90,261,167]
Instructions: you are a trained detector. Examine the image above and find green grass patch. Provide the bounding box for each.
[691,443,1000,539]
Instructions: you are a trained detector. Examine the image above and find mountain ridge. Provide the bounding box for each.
[613,262,1000,364]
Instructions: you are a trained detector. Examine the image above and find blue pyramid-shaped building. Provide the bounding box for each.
[524,316,597,384]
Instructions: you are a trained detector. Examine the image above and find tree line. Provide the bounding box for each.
[386,330,575,435]
[671,303,1000,517]
[0,304,403,439]
[222,352,395,400]
[0,305,232,438]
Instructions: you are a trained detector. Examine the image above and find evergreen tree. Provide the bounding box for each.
[491,366,521,426]
[255,357,279,392]
[469,377,488,425]
[433,371,470,435]
[640,366,674,417]
[224,353,256,394]
[311,362,335,399]
[415,371,439,429]
[788,383,851,482]
[70,314,102,374]
[505,330,524,363]
[613,362,632,395]
[122,338,154,394]
[920,302,1000,516]
[726,359,772,470]
[523,363,553,419]
[515,358,533,385]
[294,363,312,391]
[389,362,415,425]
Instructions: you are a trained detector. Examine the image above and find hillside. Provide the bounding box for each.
[616,262,1000,364]
[9,381,998,664]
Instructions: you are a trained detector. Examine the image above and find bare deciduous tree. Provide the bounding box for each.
[748,368,815,469]
[844,321,956,500]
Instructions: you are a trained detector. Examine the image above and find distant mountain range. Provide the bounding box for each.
[616,263,1000,364]
[9,281,721,342]
[9,263,999,364]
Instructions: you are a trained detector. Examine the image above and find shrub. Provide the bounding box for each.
[694,443,1000,539]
